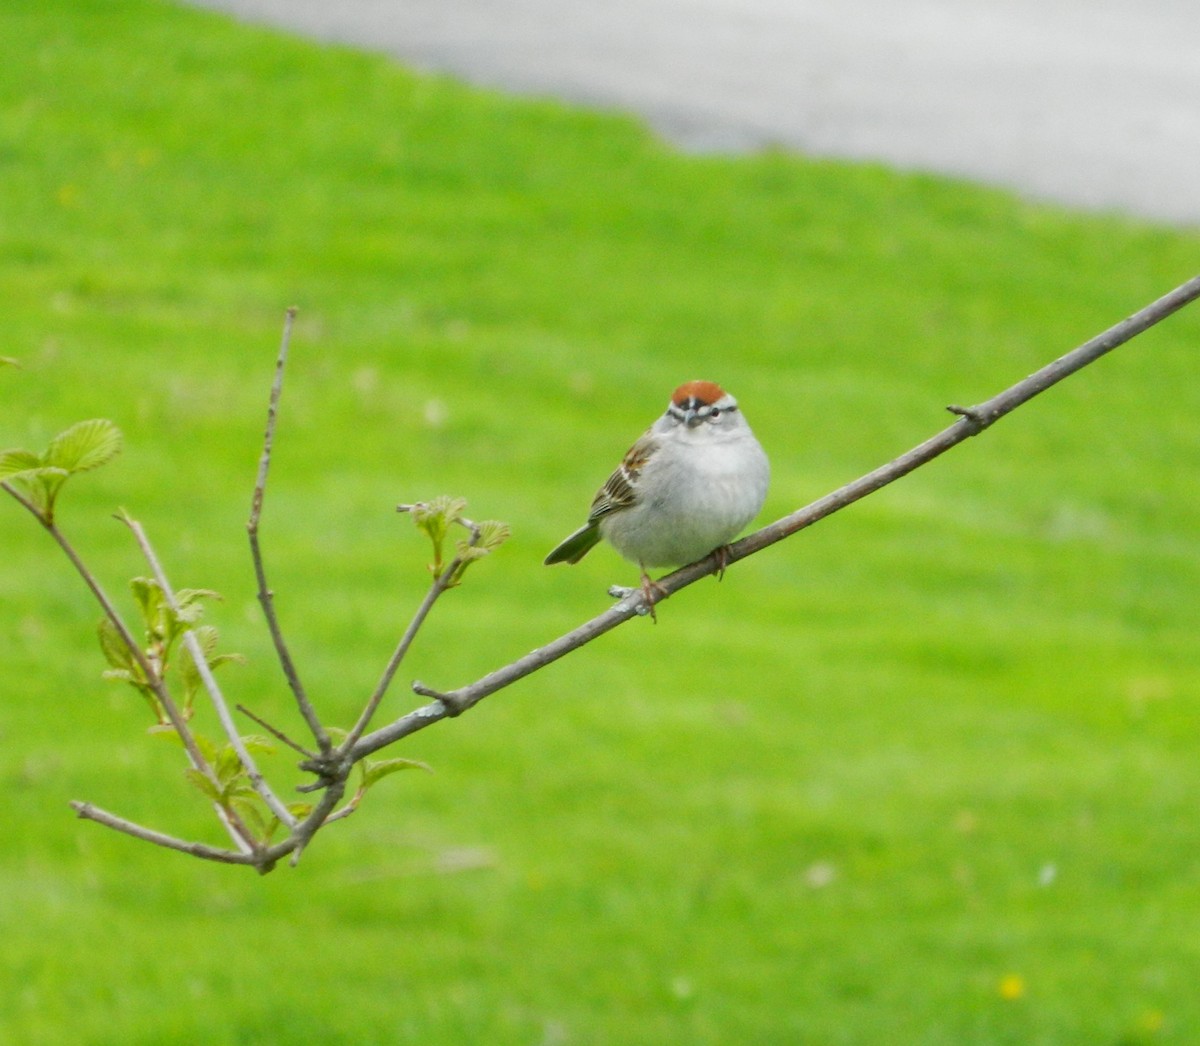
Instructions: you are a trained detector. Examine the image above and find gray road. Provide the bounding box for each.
[187,0,1200,226]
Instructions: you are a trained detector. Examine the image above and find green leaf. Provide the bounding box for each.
[44,418,122,474]
[410,496,468,572]
[215,745,244,785]
[0,462,69,521]
[362,756,433,790]
[175,588,222,627]
[454,543,489,564]
[97,617,135,671]
[178,625,244,712]
[193,732,220,768]
[445,518,510,585]
[0,448,42,481]
[0,357,18,368]
[207,652,246,671]
[183,767,221,803]
[473,519,512,553]
[231,796,270,840]
[179,624,218,698]
[188,623,221,659]
[129,577,164,632]
[240,734,275,758]
[260,801,314,845]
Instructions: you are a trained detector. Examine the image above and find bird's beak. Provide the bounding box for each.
[683,407,702,428]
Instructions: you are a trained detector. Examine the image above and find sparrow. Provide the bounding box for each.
[545,380,769,616]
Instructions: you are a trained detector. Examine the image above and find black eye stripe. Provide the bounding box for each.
[666,398,738,420]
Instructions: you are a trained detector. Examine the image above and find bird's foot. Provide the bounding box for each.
[609,570,667,621]
[638,567,668,623]
[712,544,733,581]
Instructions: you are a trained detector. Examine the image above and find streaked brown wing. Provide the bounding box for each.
[586,432,656,522]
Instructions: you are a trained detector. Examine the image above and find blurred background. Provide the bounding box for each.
[187,0,1200,224]
[2,2,1198,1043]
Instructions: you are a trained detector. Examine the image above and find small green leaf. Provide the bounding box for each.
[260,801,314,844]
[179,625,218,697]
[1,465,68,522]
[178,625,244,712]
[240,734,275,758]
[215,745,244,785]
[183,767,221,803]
[230,796,270,839]
[97,617,135,671]
[410,496,468,572]
[473,519,512,553]
[45,418,122,474]
[207,652,246,671]
[129,577,164,630]
[188,624,221,659]
[0,357,18,368]
[175,588,222,626]
[0,448,42,481]
[193,733,220,768]
[455,543,489,564]
[362,756,433,790]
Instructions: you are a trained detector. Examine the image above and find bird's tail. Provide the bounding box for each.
[544,522,602,565]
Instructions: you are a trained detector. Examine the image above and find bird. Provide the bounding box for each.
[544,380,769,617]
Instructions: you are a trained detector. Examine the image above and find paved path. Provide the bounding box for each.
[187,0,1200,226]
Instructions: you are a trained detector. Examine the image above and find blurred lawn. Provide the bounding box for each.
[2,1,1200,1043]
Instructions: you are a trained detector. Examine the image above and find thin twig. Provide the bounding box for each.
[236,703,317,759]
[337,556,464,758]
[0,483,254,847]
[283,777,347,868]
[123,515,298,830]
[347,271,1200,762]
[71,801,258,866]
[72,756,350,872]
[248,307,330,754]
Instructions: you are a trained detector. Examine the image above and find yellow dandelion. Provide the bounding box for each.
[998,973,1025,1001]
[1139,1009,1164,1034]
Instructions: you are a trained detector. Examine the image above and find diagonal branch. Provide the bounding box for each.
[348,271,1200,762]
[2,484,256,853]
[71,801,260,866]
[337,552,466,759]
[71,774,349,872]
[122,515,298,830]
[3,485,228,782]
[247,307,331,755]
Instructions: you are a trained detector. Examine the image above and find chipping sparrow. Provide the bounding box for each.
[545,380,770,614]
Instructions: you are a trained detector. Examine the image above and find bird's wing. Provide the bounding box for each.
[586,432,656,522]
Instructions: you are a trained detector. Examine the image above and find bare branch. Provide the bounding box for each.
[349,271,1200,762]
[2,484,239,830]
[337,555,465,759]
[236,703,317,760]
[122,515,298,831]
[247,307,331,755]
[70,801,259,866]
[72,770,350,873]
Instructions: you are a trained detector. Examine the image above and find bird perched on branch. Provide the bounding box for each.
[545,380,769,617]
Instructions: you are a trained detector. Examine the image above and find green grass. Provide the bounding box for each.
[3,0,1200,1042]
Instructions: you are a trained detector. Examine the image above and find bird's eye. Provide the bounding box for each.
[709,408,721,419]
